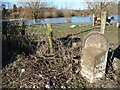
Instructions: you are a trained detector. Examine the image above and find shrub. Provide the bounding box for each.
[56,10,64,17]
[44,12,53,18]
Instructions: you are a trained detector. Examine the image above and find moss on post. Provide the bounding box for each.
[47,23,54,55]
[100,11,106,34]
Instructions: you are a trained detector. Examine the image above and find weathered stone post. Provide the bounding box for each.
[80,31,109,83]
[47,23,54,55]
[100,11,106,34]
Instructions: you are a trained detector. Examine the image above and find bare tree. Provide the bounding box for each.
[86,1,114,16]
[20,0,46,23]
[63,2,72,23]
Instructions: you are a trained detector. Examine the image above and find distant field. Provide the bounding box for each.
[26,23,119,49]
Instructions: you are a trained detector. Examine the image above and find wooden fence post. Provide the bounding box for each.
[20,21,25,35]
[93,14,95,26]
[100,11,106,34]
[47,23,54,55]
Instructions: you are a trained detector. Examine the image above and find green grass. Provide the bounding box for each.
[26,23,119,42]
[106,26,119,31]
[26,23,94,39]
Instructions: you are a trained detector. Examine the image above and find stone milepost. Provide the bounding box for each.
[80,31,109,83]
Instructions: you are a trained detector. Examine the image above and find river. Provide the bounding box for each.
[8,14,120,25]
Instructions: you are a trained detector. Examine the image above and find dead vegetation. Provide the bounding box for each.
[2,22,120,89]
[2,22,87,88]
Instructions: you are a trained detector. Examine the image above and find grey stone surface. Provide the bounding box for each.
[81,32,109,83]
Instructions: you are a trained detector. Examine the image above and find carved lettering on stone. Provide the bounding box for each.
[81,31,109,83]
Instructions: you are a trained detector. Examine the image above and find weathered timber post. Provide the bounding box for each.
[116,22,120,28]
[81,31,109,83]
[20,21,25,35]
[100,11,106,34]
[47,23,54,55]
[93,14,95,26]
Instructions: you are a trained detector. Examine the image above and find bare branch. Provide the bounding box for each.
[18,0,46,23]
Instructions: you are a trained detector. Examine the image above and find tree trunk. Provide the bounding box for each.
[33,14,37,24]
